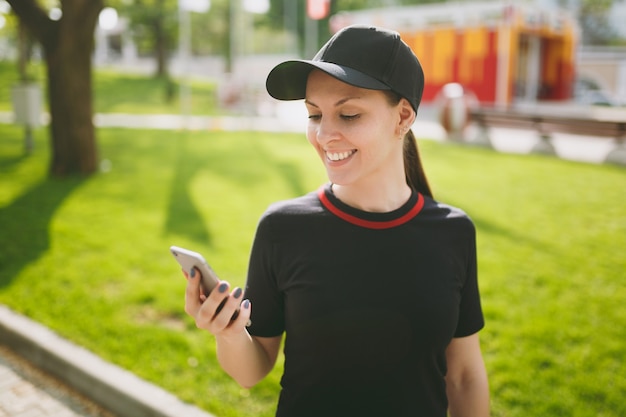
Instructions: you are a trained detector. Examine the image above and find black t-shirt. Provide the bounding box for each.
[245,183,484,417]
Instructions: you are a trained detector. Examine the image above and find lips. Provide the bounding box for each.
[326,150,356,161]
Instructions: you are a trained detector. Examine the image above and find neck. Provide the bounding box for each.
[331,180,412,213]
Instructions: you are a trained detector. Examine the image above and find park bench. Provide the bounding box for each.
[468,105,626,164]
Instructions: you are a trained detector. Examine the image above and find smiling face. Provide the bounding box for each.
[304,70,413,193]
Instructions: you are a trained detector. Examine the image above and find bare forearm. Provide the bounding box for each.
[447,371,490,417]
[216,331,276,389]
[445,334,490,417]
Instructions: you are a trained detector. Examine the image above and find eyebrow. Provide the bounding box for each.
[304,96,361,108]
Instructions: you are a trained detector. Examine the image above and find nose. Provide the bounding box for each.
[311,117,340,145]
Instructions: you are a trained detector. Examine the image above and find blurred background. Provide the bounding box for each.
[2,0,625,176]
[1,0,625,114]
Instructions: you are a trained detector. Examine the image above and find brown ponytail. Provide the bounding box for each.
[384,91,433,198]
[403,130,433,198]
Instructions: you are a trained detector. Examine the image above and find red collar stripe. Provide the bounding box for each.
[317,187,424,230]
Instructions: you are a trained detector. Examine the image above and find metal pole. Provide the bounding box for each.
[305,15,318,59]
[179,2,191,128]
[284,0,297,55]
[230,0,240,74]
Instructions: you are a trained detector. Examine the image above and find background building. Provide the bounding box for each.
[331,2,579,106]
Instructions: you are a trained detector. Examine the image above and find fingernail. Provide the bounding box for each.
[242,299,250,309]
[233,288,242,299]
[189,268,196,278]
[218,282,228,293]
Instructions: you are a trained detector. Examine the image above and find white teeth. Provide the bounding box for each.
[327,150,355,161]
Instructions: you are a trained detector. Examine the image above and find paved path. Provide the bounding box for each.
[0,306,214,417]
[1,103,623,165]
[0,346,114,417]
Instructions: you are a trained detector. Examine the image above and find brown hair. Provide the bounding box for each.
[403,129,433,198]
[385,91,433,198]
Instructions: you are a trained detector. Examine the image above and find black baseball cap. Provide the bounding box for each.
[266,25,425,113]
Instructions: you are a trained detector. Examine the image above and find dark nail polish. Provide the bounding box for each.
[189,268,196,278]
[218,282,228,293]
[242,299,250,309]
[233,288,243,299]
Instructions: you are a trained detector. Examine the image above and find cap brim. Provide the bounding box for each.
[266,60,391,101]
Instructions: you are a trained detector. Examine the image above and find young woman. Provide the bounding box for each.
[183,25,490,417]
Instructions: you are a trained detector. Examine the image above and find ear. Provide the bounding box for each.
[396,98,416,136]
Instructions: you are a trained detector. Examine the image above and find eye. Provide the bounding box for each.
[341,114,360,121]
[308,114,321,121]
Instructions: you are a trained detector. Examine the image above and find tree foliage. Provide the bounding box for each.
[117,0,232,75]
[116,0,177,77]
[554,0,620,45]
[577,0,618,45]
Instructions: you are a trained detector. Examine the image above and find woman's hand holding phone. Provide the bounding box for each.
[183,268,252,335]
[171,246,251,335]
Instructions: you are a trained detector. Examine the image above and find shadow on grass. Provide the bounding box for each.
[0,153,30,173]
[163,133,310,245]
[0,177,85,288]
[455,206,555,253]
[164,136,213,245]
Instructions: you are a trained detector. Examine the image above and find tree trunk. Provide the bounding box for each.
[153,0,168,78]
[7,0,103,177]
[45,9,100,176]
[154,18,168,77]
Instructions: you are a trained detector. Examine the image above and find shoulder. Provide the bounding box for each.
[420,196,476,233]
[255,190,324,233]
[262,190,323,219]
[422,196,473,222]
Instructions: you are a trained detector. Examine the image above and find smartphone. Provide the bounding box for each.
[170,246,220,295]
[170,246,245,323]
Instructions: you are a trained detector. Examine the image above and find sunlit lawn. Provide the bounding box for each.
[1,125,625,414]
[0,61,219,115]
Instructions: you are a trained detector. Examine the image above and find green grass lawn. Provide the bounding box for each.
[1,122,624,416]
